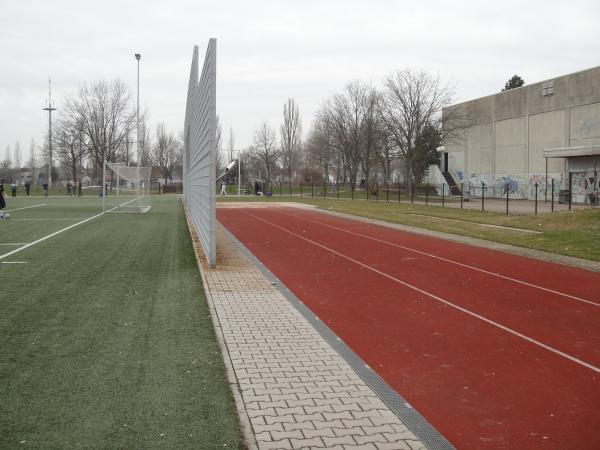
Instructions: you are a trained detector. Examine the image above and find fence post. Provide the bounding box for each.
[442,184,445,207]
[411,182,415,204]
[300,183,303,197]
[551,179,554,212]
[351,182,354,200]
[534,182,538,215]
[425,183,429,206]
[366,183,369,201]
[460,183,464,209]
[506,183,509,215]
[481,182,485,211]
[568,173,572,211]
[289,181,292,197]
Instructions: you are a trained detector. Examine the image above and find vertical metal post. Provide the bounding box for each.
[568,172,572,211]
[300,183,303,197]
[289,181,292,197]
[425,183,429,206]
[351,183,354,200]
[534,182,538,215]
[442,183,445,207]
[545,157,548,202]
[460,183,464,209]
[506,183,509,215]
[481,182,485,211]
[551,179,554,212]
[102,159,106,213]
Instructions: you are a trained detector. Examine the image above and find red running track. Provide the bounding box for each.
[218,206,600,450]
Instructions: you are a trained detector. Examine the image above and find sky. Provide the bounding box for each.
[1,0,599,162]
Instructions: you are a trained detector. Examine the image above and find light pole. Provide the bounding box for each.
[135,53,141,199]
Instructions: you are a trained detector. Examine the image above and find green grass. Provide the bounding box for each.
[217,195,600,262]
[0,196,243,449]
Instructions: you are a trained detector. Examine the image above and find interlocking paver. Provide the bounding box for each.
[197,224,427,450]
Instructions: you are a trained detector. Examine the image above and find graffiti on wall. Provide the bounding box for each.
[571,171,599,203]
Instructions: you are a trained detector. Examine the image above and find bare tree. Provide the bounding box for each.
[63,79,135,173]
[151,123,182,185]
[14,141,22,170]
[305,120,335,183]
[359,87,382,191]
[2,145,11,176]
[252,121,278,187]
[378,70,455,183]
[227,127,236,163]
[54,116,86,183]
[280,98,302,183]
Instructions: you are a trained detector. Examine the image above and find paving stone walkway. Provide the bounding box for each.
[199,226,427,450]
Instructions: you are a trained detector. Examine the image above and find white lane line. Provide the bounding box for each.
[246,211,600,375]
[0,198,137,261]
[1,261,27,264]
[0,243,29,246]
[407,213,542,234]
[284,211,600,308]
[5,204,46,212]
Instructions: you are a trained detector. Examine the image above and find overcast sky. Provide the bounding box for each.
[1,0,599,162]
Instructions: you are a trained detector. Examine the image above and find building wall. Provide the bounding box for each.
[443,66,600,198]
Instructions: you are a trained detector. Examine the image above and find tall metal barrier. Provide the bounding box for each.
[183,39,217,268]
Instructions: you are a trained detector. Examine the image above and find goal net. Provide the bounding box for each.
[106,163,151,213]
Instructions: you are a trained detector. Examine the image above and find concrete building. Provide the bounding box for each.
[439,66,600,204]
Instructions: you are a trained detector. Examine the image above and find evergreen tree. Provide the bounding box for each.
[502,75,525,91]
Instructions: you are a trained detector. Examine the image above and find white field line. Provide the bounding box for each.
[1,261,27,264]
[5,204,46,212]
[9,218,88,221]
[0,198,137,261]
[407,213,542,234]
[0,243,29,246]
[285,212,600,308]
[245,211,600,375]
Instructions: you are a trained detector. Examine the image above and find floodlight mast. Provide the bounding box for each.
[135,53,141,199]
[42,78,57,188]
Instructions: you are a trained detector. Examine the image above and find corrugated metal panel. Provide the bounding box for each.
[183,40,217,268]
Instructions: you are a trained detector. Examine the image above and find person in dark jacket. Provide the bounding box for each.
[0,181,8,219]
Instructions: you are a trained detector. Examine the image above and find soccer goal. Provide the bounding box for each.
[105,163,151,213]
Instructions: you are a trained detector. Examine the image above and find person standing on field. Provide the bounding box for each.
[43,182,49,197]
[78,180,82,197]
[0,181,8,219]
[24,180,31,196]
[11,180,17,197]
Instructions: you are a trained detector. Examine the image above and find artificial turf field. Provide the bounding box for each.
[0,195,243,449]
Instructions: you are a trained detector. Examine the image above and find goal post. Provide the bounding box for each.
[105,163,151,213]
